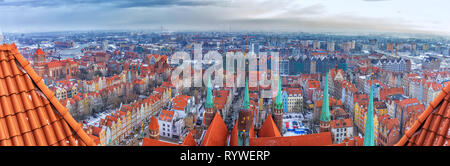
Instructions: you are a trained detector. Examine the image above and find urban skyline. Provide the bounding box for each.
[0,0,450,37]
[0,0,448,151]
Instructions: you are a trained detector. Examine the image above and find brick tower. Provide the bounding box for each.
[273,75,284,133]
[238,78,253,146]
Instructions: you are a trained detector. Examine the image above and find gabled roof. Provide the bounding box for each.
[258,114,281,137]
[182,132,197,146]
[395,83,450,146]
[201,113,228,146]
[250,132,332,146]
[0,44,93,146]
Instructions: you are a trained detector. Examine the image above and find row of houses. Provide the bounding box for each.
[85,86,171,145]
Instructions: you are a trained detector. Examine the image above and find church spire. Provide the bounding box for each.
[274,75,283,109]
[203,76,216,128]
[242,78,250,110]
[205,76,214,109]
[320,74,330,122]
[363,80,375,146]
[238,77,252,146]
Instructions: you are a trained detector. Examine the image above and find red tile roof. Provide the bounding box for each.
[201,113,228,146]
[34,48,45,56]
[142,137,180,146]
[329,137,364,146]
[395,83,450,146]
[159,110,174,122]
[182,132,197,146]
[380,87,404,101]
[88,134,100,145]
[250,132,332,146]
[330,119,353,128]
[316,97,343,108]
[0,44,93,146]
[258,114,281,137]
[308,80,320,89]
[398,98,420,108]
[149,116,159,131]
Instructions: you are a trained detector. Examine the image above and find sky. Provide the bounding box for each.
[0,0,449,36]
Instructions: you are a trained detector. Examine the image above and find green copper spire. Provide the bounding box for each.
[320,74,330,122]
[242,78,250,110]
[205,76,214,109]
[274,75,283,110]
[363,80,375,146]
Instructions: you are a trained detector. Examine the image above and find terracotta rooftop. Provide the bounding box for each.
[307,80,320,89]
[201,113,228,146]
[34,48,45,56]
[0,44,93,146]
[88,134,100,146]
[380,87,404,101]
[395,83,450,146]
[142,137,180,146]
[330,119,353,128]
[148,116,159,131]
[158,110,174,122]
[329,137,364,146]
[182,132,197,146]
[250,132,332,146]
[316,97,342,108]
[258,114,281,137]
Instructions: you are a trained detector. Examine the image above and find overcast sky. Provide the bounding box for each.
[0,0,449,36]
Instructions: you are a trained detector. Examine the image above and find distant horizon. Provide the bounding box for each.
[0,0,449,39]
[3,28,450,40]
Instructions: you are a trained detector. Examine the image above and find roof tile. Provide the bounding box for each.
[395,82,450,146]
[0,44,93,146]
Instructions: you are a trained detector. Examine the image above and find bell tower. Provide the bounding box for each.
[238,78,252,146]
[273,75,283,133]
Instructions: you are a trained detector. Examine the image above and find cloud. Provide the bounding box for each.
[362,0,391,1]
[0,0,229,8]
[0,0,448,36]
